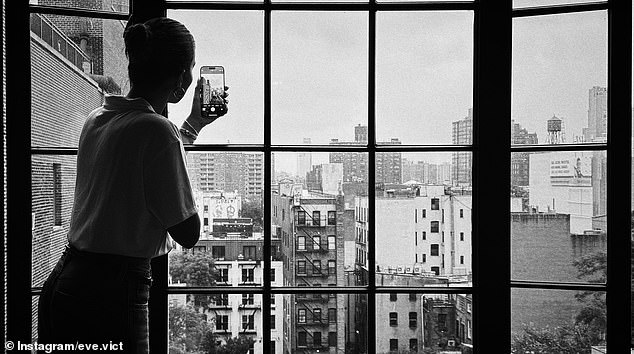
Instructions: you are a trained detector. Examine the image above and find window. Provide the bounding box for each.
[422,254,426,263]
[242,268,254,283]
[215,315,228,331]
[409,293,416,301]
[271,294,276,306]
[415,208,418,223]
[389,339,398,351]
[409,312,417,328]
[270,268,276,282]
[460,208,464,218]
[297,261,306,275]
[431,244,439,256]
[390,293,397,302]
[422,231,426,240]
[242,314,254,330]
[415,231,417,245]
[218,268,229,283]
[422,209,426,218]
[271,315,276,329]
[328,308,337,323]
[313,308,321,322]
[460,255,465,265]
[328,332,337,347]
[460,232,464,241]
[409,339,418,352]
[53,163,62,226]
[328,210,336,225]
[312,235,320,250]
[242,294,254,305]
[389,312,398,326]
[242,246,256,260]
[298,210,306,225]
[313,260,321,274]
[328,235,336,250]
[431,266,440,276]
[312,210,320,226]
[298,332,307,347]
[323,261,333,276]
[467,319,472,339]
[313,331,322,347]
[431,198,439,210]
[212,246,225,259]
[214,294,229,306]
[298,309,307,323]
[298,236,306,250]
[431,221,439,233]
[438,313,447,330]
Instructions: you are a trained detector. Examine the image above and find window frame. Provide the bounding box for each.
[11,0,631,353]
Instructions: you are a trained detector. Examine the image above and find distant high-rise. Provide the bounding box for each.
[189,152,263,197]
[355,124,368,143]
[452,109,473,186]
[297,138,312,182]
[511,120,538,187]
[585,86,608,143]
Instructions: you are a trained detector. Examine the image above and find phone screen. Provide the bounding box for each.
[200,66,225,106]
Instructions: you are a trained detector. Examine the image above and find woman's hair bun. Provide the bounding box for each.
[123,23,151,60]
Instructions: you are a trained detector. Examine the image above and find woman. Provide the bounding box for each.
[37,17,226,353]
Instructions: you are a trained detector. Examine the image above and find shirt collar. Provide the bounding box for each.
[103,95,157,114]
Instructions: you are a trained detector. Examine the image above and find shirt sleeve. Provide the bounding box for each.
[144,140,198,229]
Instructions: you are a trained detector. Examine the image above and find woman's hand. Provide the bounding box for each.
[182,77,229,137]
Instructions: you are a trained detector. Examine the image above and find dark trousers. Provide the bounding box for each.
[38,244,152,354]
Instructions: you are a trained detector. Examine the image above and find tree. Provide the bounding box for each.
[169,304,211,353]
[169,250,220,308]
[511,323,601,354]
[241,198,263,230]
[201,334,255,354]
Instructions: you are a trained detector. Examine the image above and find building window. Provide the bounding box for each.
[409,312,417,328]
[215,315,228,331]
[311,331,321,347]
[389,312,398,326]
[298,332,307,347]
[422,209,426,218]
[415,208,418,223]
[53,163,62,226]
[312,235,321,250]
[431,266,440,276]
[313,260,321,274]
[214,294,229,306]
[298,236,306,250]
[460,208,464,218]
[409,339,418,352]
[422,231,426,240]
[460,255,465,264]
[242,268,254,283]
[438,313,447,330]
[390,293,397,302]
[219,268,229,283]
[467,319,472,339]
[409,293,416,301]
[328,260,336,275]
[282,208,285,221]
[242,314,254,330]
[328,308,336,323]
[431,244,439,256]
[422,254,426,263]
[242,246,256,260]
[390,339,398,351]
[298,309,307,324]
[415,231,417,245]
[313,308,321,323]
[312,210,320,226]
[460,232,464,241]
[271,315,276,330]
[328,235,336,250]
[431,198,439,210]
[242,294,254,305]
[270,268,276,282]
[271,294,275,306]
[328,332,337,347]
[328,210,336,225]
[212,246,225,259]
[298,210,306,225]
[431,221,439,233]
[297,261,306,275]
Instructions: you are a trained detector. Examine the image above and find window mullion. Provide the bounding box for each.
[262,1,272,352]
[367,3,377,354]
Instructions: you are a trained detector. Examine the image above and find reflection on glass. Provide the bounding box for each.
[31,155,77,288]
[29,0,129,13]
[511,151,607,283]
[279,294,367,353]
[375,153,472,287]
[30,14,129,148]
[376,293,473,353]
[271,152,368,286]
[168,10,264,144]
[512,289,606,352]
[376,12,473,145]
[168,294,263,353]
[272,12,368,145]
[169,152,264,286]
[512,11,607,145]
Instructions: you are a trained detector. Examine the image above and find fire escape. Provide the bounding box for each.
[293,205,334,353]
[238,294,260,337]
[208,294,232,337]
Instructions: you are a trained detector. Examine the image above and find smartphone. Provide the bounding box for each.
[200,66,226,117]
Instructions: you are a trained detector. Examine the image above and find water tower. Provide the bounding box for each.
[547,115,565,144]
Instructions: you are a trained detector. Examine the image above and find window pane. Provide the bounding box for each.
[29,0,129,13]
[511,151,607,283]
[30,14,128,148]
[376,12,473,145]
[375,153,472,286]
[272,152,368,286]
[376,293,473,352]
[168,11,264,144]
[512,11,607,146]
[168,294,263,353]
[512,289,606,352]
[31,155,77,288]
[513,0,605,8]
[278,294,367,353]
[271,12,368,145]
